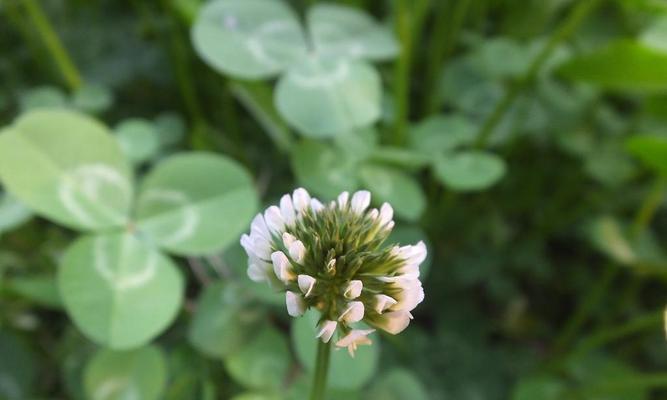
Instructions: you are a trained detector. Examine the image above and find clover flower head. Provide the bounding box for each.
[240,188,426,356]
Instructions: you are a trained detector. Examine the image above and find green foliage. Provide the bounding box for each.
[83,346,167,400]
[1,0,666,399]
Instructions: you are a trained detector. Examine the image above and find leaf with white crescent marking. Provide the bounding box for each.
[191,0,307,79]
[275,54,382,137]
[59,233,183,349]
[135,152,259,256]
[308,4,398,61]
[0,110,133,231]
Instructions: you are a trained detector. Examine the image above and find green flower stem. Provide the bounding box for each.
[229,81,294,154]
[569,373,667,399]
[392,0,428,145]
[632,176,667,236]
[309,339,331,400]
[474,0,602,147]
[23,0,83,91]
[554,173,664,353]
[421,0,471,116]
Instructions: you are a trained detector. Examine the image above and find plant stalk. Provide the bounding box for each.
[23,0,83,91]
[474,0,602,147]
[309,340,331,400]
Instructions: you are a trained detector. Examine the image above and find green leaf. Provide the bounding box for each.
[114,118,160,164]
[154,112,186,148]
[291,140,358,199]
[641,17,667,53]
[225,325,290,390]
[558,40,667,92]
[358,164,426,222]
[307,4,398,61]
[232,394,281,400]
[433,151,506,192]
[292,310,379,390]
[19,86,68,112]
[84,346,167,400]
[366,369,429,400]
[188,282,265,359]
[409,115,477,155]
[191,0,307,79]
[59,233,184,349]
[625,134,667,175]
[72,84,113,114]
[4,274,62,308]
[0,192,32,234]
[511,375,567,400]
[135,152,258,256]
[0,110,133,231]
[368,147,431,171]
[275,56,381,137]
[0,330,35,400]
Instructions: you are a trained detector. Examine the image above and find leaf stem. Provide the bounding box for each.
[309,339,331,400]
[23,0,83,91]
[421,0,471,116]
[474,0,602,147]
[632,176,667,236]
[391,0,419,145]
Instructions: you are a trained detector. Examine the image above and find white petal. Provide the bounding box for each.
[343,280,363,299]
[316,320,337,343]
[250,214,270,241]
[285,291,306,317]
[292,188,311,213]
[373,294,397,313]
[240,234,253,255]
[247,262,267,282]
[264,206,285,235]
[379,203,394,226]
[297,274,316,297]
[280,194,296,226]
[242,234,271,260]
[282,232,296,248]
[368,209,379,219]
[310,198,324,213]
[335,329,374,357]
[271,251,295,283]
[399,241,427,265]
[350,190,371,214]
[392,280,424,312]
[374,311,411,334]
[337,191,349,209]
[289,240,306,263]
[339,301,364,323]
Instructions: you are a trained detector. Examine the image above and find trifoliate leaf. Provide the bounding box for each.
[366,369,429,400]
[135,152,258,256]
[433,151,506,192]
[308,4,398,61]
[71,84,113,114]
[19,86,68,112]
[188,282,265,359]
[191,0,307,79]
[59,233,183,349]
[291,140,358,199]
[114,118,160,164]
[0,192,32,234]
[224,325,290,390]
[275,55,381,137]
[83,346,167,400]
[409,115,477,155]
[0,110,133,231]
[358,164,426,221]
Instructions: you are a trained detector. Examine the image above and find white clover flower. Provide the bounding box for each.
[240,188,427,355]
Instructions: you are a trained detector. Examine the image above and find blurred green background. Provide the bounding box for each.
[1,0,667,399]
